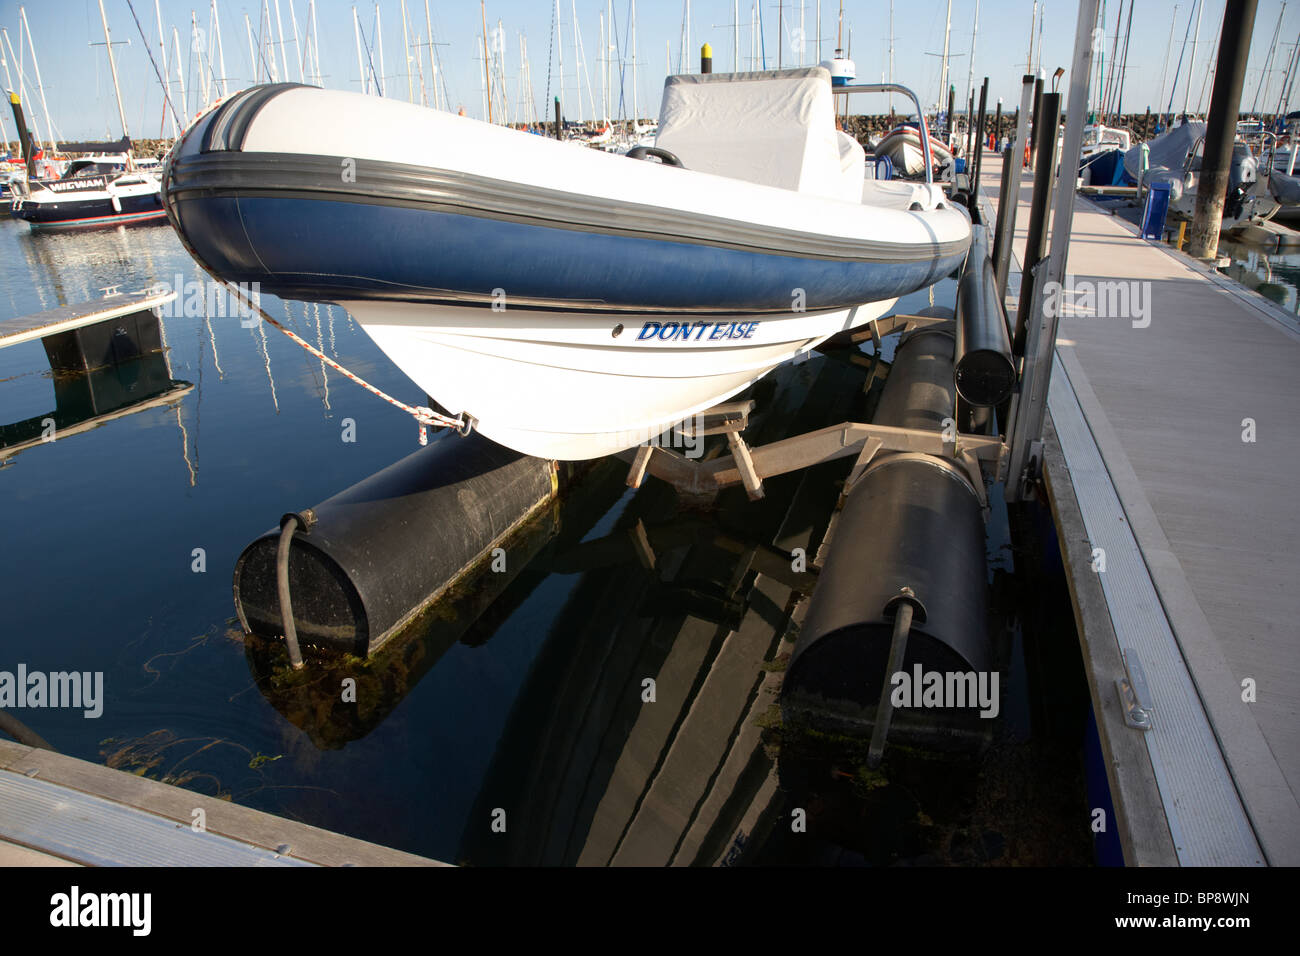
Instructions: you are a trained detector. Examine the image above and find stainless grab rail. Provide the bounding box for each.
[831,82,935,185]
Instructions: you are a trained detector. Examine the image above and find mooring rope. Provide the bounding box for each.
[225,285,467,445]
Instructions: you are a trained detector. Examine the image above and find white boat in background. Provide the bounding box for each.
[164,67,970,459]
[1080,123,1132,158]
[873,124,955,179]
[10,151,166,228]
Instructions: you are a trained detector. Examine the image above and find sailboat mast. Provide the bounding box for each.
[1113,0,1134,122]
[96,0,131,148]
[273,0,289,82]
[353,6,366,94]
[631,0,638,123]
[401,0,413,102]
[1026,1,1036,74]
[1156,5,1178,128]
[212,0,229,96]
[286,0,301,82]
[736,0,741,70]
[1181,0,1203,119]
[155,0,175,137]
[19,7,58,154]
[964,0,979,143]
[375,4,386,96]
[311,0,322,85]
[482,1,492,122]
[424,0,437,108]
[557,0,564,122]
[1251,1,1286,116]
[939,0,951,116]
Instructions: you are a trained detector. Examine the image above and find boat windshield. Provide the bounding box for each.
[61,161,124,179]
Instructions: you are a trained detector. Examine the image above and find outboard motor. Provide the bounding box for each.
[1226,144,1257,221]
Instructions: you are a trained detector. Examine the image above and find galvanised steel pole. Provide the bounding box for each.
[1188,0,1260,260]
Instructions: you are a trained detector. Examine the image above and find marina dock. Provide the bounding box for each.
[978,150,1300,865]
[0,289,175,353]
[0,740,444,866]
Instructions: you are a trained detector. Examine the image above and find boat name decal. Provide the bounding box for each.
[637,320,759,342]
[47,178,106,192]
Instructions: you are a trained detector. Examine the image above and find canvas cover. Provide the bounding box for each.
[654,67,852,200]
[1124,121,1206,182]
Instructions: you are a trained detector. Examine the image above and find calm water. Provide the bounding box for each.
[0,216,1092,865]
[1217,236,1300,313]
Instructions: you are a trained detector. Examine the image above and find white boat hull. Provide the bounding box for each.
[346,298,897,459]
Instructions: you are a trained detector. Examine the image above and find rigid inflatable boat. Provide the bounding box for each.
[164,67,971,459]
[873,124,955,179]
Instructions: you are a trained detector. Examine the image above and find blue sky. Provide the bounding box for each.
[2,1,1298,139]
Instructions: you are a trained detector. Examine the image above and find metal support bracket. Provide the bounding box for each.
[844,436,885,495]
[1117,648,1154,731]
[626,444,654,489]
[726,431,765,500]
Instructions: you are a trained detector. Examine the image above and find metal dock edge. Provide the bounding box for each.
[0,741,448,867]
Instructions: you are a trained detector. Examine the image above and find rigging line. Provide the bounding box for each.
[545,0,554,126]
[357,17,383,95]
[1165,0,1199,121]
[123,0,182,127]
[225,285,465,444]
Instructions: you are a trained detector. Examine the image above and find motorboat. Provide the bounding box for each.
[10,151,165,229]
[162,67,971,459]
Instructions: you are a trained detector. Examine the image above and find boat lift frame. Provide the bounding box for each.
[621,312,1007,509]
[622,19,1103,509]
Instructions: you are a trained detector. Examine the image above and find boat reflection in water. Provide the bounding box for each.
[0,315,192,464]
